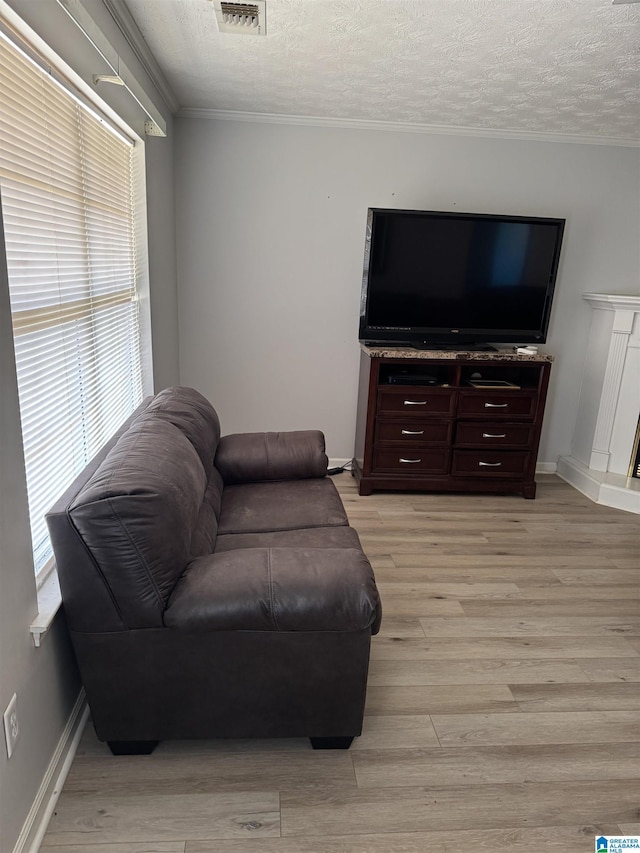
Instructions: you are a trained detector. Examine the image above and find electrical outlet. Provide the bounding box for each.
[3,693,19,758]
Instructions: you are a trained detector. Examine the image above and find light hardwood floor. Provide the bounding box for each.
[41,474,640,853]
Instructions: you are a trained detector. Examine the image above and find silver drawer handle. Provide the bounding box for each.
[479,461,503,467]
[400,458,422,464]
[484,402,508,408]
[483,433,507,438]
[404,400,427,406]
[402,429,424,435]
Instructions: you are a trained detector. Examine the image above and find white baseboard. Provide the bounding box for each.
[557,454,640,514]
[13,689,89,853]
[328,458,352,470]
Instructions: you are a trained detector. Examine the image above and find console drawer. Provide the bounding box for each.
[376,420,452,445]
[452,450,530,478]
[455,423,533,448]
[457,391,537,419]
[373,448,450,474]
[378,388,456,417]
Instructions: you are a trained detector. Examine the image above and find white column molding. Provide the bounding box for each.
[611,308,636,335]
[590,328,631,471]
[558,292,640,513]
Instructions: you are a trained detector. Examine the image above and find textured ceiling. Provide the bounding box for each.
[122,0,640,142]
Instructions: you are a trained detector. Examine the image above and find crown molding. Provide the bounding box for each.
[177,108,640,148]
[102,0,180,115]
[583,293,640,311]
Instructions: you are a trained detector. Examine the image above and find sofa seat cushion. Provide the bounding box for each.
[164,547,379,633]
[214,524,363,554]
[218,478,348,535]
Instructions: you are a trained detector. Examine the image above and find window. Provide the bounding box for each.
[0,31,143,577]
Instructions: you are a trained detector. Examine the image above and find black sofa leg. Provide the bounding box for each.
[107,740,159,756]
[309,736,354,750]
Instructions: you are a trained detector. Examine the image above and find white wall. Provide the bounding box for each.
[175,118,640,463]
[0,3,179,851]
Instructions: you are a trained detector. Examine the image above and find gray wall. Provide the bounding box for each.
[145,129,180,390]
[174,118,640,464]
[0,2,179,850]
[0,203,82,853]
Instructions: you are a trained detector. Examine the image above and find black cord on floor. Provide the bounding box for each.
[327,461,353,476]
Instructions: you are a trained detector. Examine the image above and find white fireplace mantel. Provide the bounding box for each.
[557,292,640,514]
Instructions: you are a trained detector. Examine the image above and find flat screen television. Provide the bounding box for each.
[359,208,565,349]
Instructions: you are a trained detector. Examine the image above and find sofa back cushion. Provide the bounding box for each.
[141,386,224,559]
[68,417,208,628]
[190,468,224,559]
[144,386,221,477]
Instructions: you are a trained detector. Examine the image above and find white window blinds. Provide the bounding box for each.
[0,32,143,575]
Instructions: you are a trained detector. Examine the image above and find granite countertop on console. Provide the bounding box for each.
[360,344,554,363]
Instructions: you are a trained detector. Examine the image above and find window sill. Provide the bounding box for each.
[30,570,62,647]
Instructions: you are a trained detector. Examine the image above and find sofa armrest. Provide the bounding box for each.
[164,547,381,634]
[215,430,328,484]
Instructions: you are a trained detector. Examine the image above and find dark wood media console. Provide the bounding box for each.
[353,346,553,498]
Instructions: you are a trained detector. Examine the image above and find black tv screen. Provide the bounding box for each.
[359,208,565,348]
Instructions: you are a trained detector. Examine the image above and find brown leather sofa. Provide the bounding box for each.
[47,387,381,755]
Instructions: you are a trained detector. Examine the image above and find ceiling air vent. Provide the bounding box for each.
[211,1,266,35]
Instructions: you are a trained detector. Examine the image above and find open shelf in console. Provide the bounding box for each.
[459,363,542,389]
[378,362,455,388]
